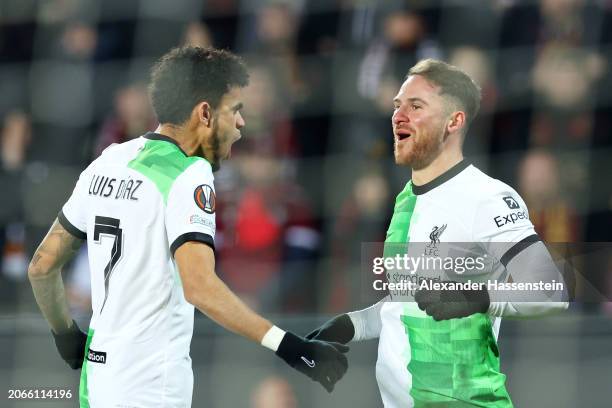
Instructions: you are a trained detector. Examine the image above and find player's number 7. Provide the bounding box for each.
[93,216,124,312]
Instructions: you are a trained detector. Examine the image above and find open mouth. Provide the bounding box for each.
[397,133,411,141]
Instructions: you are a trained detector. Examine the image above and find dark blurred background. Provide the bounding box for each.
[1,0,611,406]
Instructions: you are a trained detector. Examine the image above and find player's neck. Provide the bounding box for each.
[155,124,198,156]
[411,150,464,187]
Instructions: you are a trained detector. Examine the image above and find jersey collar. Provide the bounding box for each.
[412,160,470,195]
[143,132,188,156]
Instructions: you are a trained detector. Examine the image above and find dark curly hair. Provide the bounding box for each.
[149,46,249,125]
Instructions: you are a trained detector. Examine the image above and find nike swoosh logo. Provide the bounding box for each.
[301,356,315,368]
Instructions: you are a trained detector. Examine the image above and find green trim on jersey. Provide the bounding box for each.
[79,328,94,408]
[385,181,417,246]
[385,181,513,407]
[128,140,205,204]
[401,314,510,407]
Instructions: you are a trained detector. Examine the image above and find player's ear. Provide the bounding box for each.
[195,101,213,128]
[447,111,465,134]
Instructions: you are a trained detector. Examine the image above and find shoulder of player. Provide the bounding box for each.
[462,165,523,203]
[100,136,146,158]
[181,157,214,179]
[165,159,217,215]
[88,137,147,172]
[167,157,215,196]
[462,166,529,219]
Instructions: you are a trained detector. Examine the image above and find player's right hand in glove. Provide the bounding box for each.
[306,314,354,344]
[276,332,349,392]
[415,280,490,321]
[51,320,88,369]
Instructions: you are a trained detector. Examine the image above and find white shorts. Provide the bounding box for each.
[79,337,193,407]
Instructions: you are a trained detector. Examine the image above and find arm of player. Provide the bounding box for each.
[306,297,387,343]
[487,240,569,318]
[174,241,349,392]
[27,218,88,369]
[28,219,82,333]
[417,188,568,321]
[415,241,569,321]
[175,241,274,342]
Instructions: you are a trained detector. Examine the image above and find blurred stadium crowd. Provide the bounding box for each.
[0,0,611,318]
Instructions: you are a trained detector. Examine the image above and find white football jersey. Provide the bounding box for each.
[60,132,217,407]
[377,161,536,408]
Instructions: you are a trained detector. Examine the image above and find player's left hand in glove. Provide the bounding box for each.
[276,332,349,392]
[415,280,490,321]
[52,320,87,369]
[306,314,354,344]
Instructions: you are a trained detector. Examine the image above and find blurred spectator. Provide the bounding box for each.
[243,3,335,227]
[242,2,303,101]
[28,14,98,167]
[530,44,605,148]
[498,0,605,104]
[61,22,97,60]
[337,8,441,193]
[1,111,31,171]
[326,169,391,311]
[1,223,28,281]
[342,8,441,160]
[238,64,296,157]
[532,45,604,111]
[94,83,156,157]
[449,47,497,113]
[216,154,319,312]
[493,0,609,185]
[212,62,319,309]
[517,150,580,242]
[254,3,299,54]
[358,8,441,109]
[32,18,97,62]
[448,46,497,160]
[182,21,214,48]
[0,111,31,282]
[538,0,596,46]
[250,376,297,408]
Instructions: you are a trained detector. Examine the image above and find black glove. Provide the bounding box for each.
[276,332,349,392]
[415,280,490,321]
[52,320,88,369]
[306,314,354,344]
